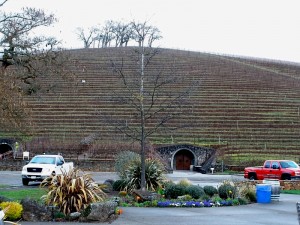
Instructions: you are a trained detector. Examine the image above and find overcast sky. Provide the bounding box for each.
[3,0,300,63]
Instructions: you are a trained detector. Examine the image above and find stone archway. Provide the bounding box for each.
[0,139,18,158]
[156,144,216,172]
[0,143,13,154]
[173,149,195,170]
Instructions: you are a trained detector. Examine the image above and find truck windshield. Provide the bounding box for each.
[280,161,299,169]
[30,157,56,164]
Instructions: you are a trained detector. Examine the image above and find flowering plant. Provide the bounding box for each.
[156,199,234,207]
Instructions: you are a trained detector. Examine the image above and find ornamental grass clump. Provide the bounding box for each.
[178,178,192,187]
[235,181,256,203]
[121,158,165,192]
[41,168,106,216]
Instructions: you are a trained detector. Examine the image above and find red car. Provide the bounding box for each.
[244,160,300,180]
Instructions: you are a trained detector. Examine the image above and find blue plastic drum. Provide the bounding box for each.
[256,184,271,203]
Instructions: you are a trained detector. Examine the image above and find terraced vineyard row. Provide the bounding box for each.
[8,47,300,165]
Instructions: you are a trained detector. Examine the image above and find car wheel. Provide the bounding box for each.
[281,174,291,180]
[22,178,29,186]
[249,174,256,180]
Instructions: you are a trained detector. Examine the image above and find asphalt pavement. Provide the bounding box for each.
[18,193,300,225]
[2,171,300,225]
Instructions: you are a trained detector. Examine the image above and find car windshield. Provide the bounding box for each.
[30,157,56,164]
[280,161,299,169]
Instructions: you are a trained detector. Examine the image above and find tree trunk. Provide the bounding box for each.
[140,47,146,190]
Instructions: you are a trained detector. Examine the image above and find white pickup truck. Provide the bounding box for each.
[21,154,74,185]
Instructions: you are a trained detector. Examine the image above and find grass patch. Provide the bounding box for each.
[0,188,48,201]
[281,189,300,195]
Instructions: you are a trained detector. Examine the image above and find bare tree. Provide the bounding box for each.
[130,20,162,48]
[131,21,153,47]
[0,73,31,132]
[0,4,72,135]
[97,20,115,48]
[112,21,133,47]
[147,27,162,47]
[0,0,7,7]
[76,26,98,48]
[110,20,198,190]
[75,19,161,49]
[0,7,57,68]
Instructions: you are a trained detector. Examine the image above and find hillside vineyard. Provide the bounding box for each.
[16,47,300,165]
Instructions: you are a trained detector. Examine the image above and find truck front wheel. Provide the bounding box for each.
[248,173,257,180]
[22,178,29,186]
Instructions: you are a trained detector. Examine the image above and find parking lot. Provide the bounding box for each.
[0,170,242,187]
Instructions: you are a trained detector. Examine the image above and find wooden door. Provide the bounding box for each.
[176,152,192,170]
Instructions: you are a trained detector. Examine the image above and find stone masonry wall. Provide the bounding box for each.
[235,180,300,190]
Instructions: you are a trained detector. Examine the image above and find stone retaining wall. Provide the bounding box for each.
[235,180,300,190]
[280,180,300,190]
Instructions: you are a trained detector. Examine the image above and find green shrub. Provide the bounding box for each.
[238,197,248,205]
[122,158,165,192]
[0,201,23,220]
[115,151,140,178]
[151,200,158,207]
[157,187,165,196]
[41,168,106,216]
[200,194,211,201]
[212,196,223,203]
[218,183,237,199]
[232,198,240,206]
[203,185,218,197]
[185,185,205,199]
[162,180,175,189]
[164,183,186,199]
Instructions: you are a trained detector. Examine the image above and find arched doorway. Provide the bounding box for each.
[174,150,194,170]
[0,143,12,154]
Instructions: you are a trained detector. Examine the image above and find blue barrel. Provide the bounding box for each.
[256,184,271,203]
